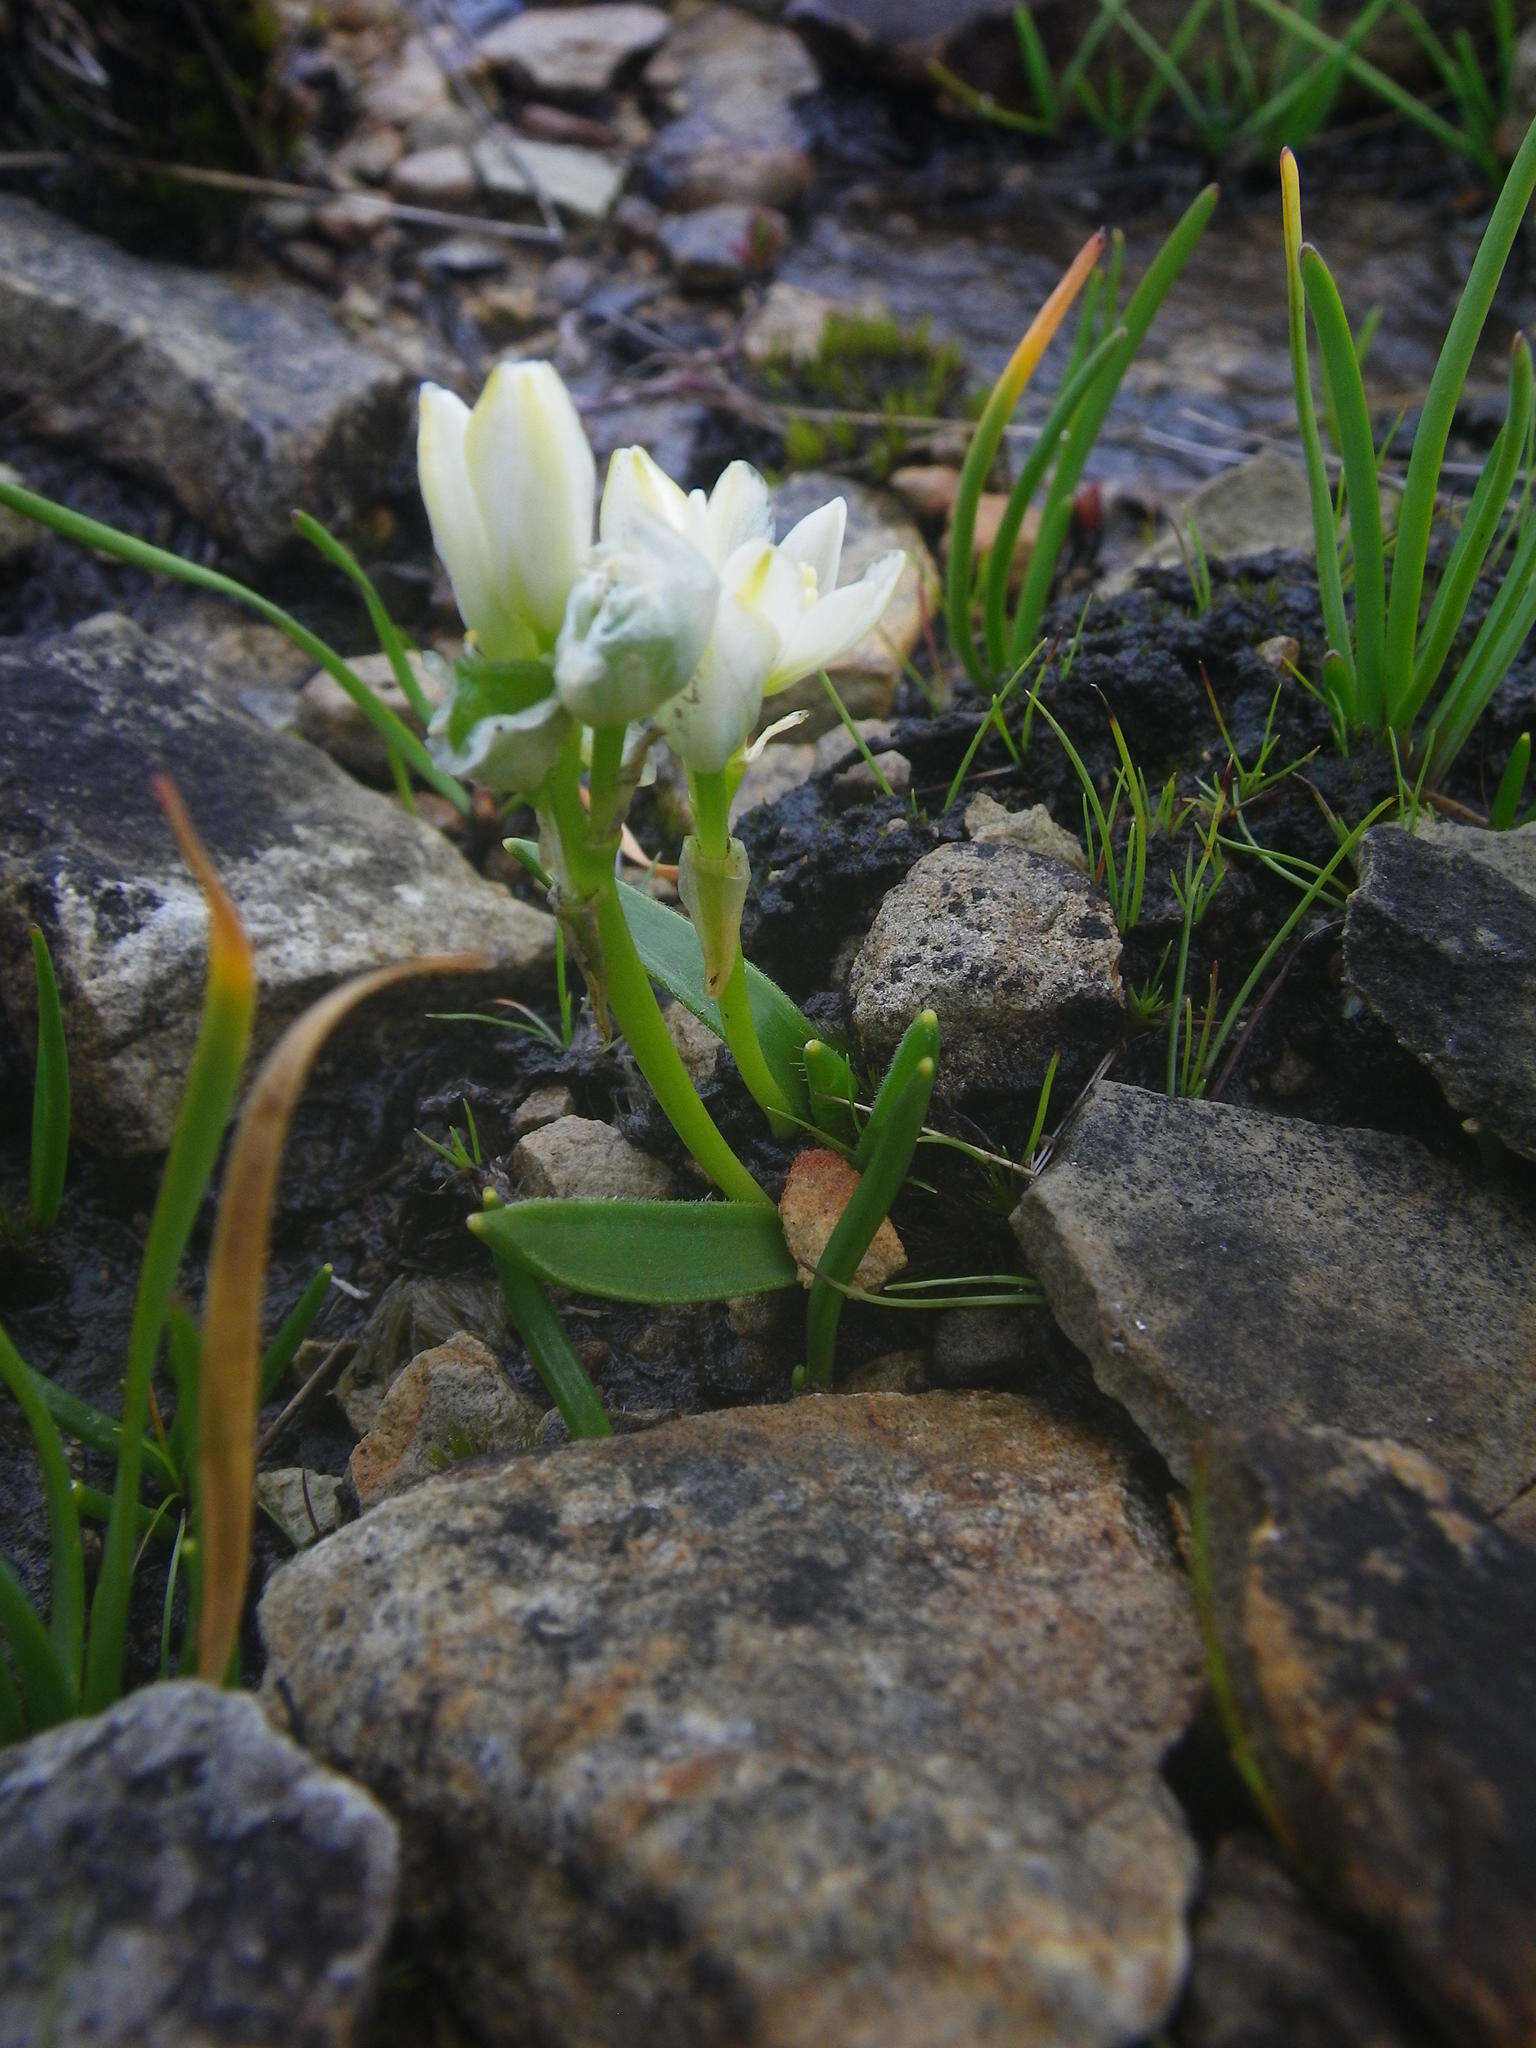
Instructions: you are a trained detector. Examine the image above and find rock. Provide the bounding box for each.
[313,191,393,247]
[296,649,444,784]
[512,1082,576,1134]
[1345,820,1536,1162]
[841,1347,931,1392]
[1013,1083,1536,1513]
[928,1304,1033,1386]
[511,1114,677,1199]
[656,201,789,290]
[888,461,961,521]
[1117,448,1317,588]
[1202,1422,1536,2047]
[849,841,1123,1098]
[784,0,1018,86]
[646,4,818,208]
[770,471,938,725]
[257,1467,347,1547]
[471,129,627,223]
[260,1393,1201,2048]
[0,196,410,561]
[349,1332,543,1509]
[152,598,318,710]
[662,999,720,1089]
[778,1146,906,1288]
[0,619,555,1152]
[1182,1835,1424,2048]
[478,4,669,96]
[0,1682,397,2048]
[964,792,1086,869]
[335,1272,515,1434]
[832,749,911,805]
[361,34,452,124]
[389,142,478,206]
[1255,632,1299,674]
[741,279,885,367]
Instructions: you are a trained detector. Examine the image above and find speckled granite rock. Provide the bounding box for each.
[1013,1083,1536,1512]
[261,1392,1203,2048]
[0,1683,397,2048]
[349,1332,543,1509]
[1345,820,1536,1160]
[0,618,554,1151]
[1202,1424,1536,2048]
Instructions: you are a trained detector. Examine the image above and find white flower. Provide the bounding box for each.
[553,516,718,727]
[601,448,906,776]
[417,361,595,660]
[426,656,572,798]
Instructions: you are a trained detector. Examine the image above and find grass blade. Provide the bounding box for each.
[0,1325,83,1699]
[27,927,69,1233]
[1492,732,1531,828]
[0,1561,72,1734]
[258,1263,334,1403]
[195,951,483,1686]
[293,512,434,727]
[82,780,256,1715]
[482,1229,611,1439]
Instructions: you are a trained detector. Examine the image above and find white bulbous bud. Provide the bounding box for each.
[553,521,718,728]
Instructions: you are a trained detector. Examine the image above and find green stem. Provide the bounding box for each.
[692,771,796,1134]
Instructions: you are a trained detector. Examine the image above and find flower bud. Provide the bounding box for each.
[553,521,717,728]
[427,655,571,798]
[677,833,751,997]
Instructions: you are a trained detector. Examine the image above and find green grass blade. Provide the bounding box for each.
[0,1634,22,1745]
[1012,4,1059,121]
[802,1056,937,1388]
[855,1010,939,1172]
[618,881,813,1117]
[27,927,69,1233]
[1492,732,1531,828]
[1300,245,1387,726]
[0,1326,83,1699]
[481,1228,611,1439]
[1384,113,1536,716]
[293,512,434,727]
[82,788,255,1715]
[0,1559,73,1734]
[1406,336,1534,725]
[258,1263,334,1403]
[0,477,470,815]
[473,1199,797,1303]
[1281,150,1355,717]
[1131,0,1222,132]
[820,672,893,796]
[1428,524,1536,772]
[1237,0,1394,150]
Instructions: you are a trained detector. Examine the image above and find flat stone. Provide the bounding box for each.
[778,1146,906,1288]
[349,1332,543,1509]
[832,749,911,805]
[1182,1835,1424,2048]
[1203,1423,1536,2046]
[965,792,1086,869]
[335,1272,516,1434]
[296,649,444,784]
[511,1114,677,1199]
[0,196,410,560]
[1013,1083,1536,1512]
[656,201,788,290]
[478,4,669,96]
[257,1467,347,1548]
[1345,820,1536,1161]
[0,619,555,1152]
[512,1082,576,1135]
[472,129,627,222]
[741,280,886,367]
[645,4,818,208]
[0,1682,397,2048]
[1115,448,1317,589]
[850,841,1124,1098]
[260,1393,1202,2048]
[770,471,938,725]
[389,142,478,206]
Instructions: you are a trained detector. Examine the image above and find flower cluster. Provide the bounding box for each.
[418,361,905,798]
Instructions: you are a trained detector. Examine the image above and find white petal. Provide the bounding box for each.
[465,360,595,643]
[703,461,773,565]
[765,549,906,695]
[428,691,571,797]
[418,385,530,659]
[721,537,812,638]
[599,444,693,547]
[660,587,780,775]
[742,707,810,760]
[779,498,846,598]
[554,520,718,726]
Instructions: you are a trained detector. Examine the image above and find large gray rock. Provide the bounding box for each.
[1345,820,1536,1161]
[261,1393,1203,2048]
[478,3,669,95]
[1202,1423,1536,2048]
[645,3,818,208]
[0,196,410,560]
[1014,1084,1536,1513]
[0,618,555,1152]
[850,840,1124,1098]
[0,1682,398,2048]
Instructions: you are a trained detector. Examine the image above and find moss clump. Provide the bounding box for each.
[758,311,978,480]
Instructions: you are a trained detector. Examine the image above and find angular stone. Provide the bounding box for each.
[471,129,627,223]
[1182,1835,1424,2048]
[511,1114,677,1199]
[778,1146,906,1289]
[850,841,1124,1098]
[334,1272,515,1435]
[1345,820,1536,1161]
[965,792,1086,869]
[296,649,443,784]
[349,1332,543,1509]
[1013,1083,1536,1513]
[1203,1423,1536,2047]
[1122,447,1317,583]
[656,201,788,290]
[260,1394,1202,2048]
[0,196,410,560]
[389,142,478,206]
[0,619,554,1152]
[0,1683,397,2048]
[257,1467,346,1548]
[512,1082,576,1135]
[646,4,818,208]
[478,4,669,96]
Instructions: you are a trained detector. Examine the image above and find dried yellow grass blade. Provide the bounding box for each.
[994,227,1106,414]
[195,949,485,1682]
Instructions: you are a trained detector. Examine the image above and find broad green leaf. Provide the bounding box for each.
[473,1199,798,1303]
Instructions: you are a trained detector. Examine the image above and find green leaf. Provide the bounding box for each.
[27,927,69,1233]
[0,1559,73,1735]
[618,882,814,1116]
[443,654,556,753]
[482,1236,611,1439]
[1492,733,1531,829]
[855,1009,939,1172]
[0,1324,83,1702]
[473,1199,798,1303]
[258,1263,334,1403]
[293,512,434,726]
